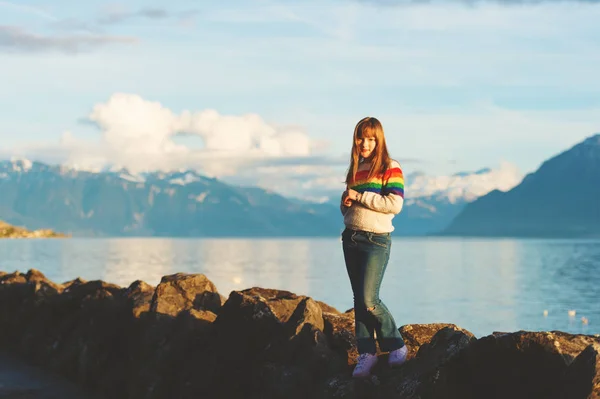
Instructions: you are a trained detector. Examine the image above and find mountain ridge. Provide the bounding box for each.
[0,157,525,237]
[441,134,600,238]
[0,160,341,237]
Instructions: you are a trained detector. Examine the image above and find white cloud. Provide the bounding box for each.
[9,93,599,200]
[19,93,326,178]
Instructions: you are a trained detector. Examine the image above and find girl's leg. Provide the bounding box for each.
[357,231,405,352]
[342,229,377,354]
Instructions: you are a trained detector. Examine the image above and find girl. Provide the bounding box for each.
[340,116,408,378]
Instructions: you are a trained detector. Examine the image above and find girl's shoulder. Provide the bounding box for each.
[387,159,402,170]
[383,160,403,179]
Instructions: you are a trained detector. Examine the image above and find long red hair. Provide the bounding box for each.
[345,116,391,185]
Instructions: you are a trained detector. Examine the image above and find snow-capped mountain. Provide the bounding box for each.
[1,157,34,174]
[405,162,523,204]
[443,134,600,238]
[0,158,525,237]
[387,163,523,235]
[0,160,340,237]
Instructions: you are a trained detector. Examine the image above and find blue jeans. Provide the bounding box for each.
[342,228,405,355]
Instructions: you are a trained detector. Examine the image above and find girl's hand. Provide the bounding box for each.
[342,190,352,207]
[342,189,360,206]
[347,189,361,201]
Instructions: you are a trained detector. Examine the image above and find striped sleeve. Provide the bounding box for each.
[382,161,404,198]
[356,160,404,215]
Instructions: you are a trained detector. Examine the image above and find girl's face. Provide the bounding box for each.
[357,136,377,159]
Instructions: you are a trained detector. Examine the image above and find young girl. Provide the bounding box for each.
[340,116,408,378]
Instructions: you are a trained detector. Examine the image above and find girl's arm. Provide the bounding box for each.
[357,192,403,214]
[356,161,405,215]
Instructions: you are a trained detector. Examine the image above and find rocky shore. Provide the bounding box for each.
[0,269,598,399]
[0,221,67,239]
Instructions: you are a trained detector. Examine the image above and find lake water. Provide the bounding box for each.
[0,237,598,338]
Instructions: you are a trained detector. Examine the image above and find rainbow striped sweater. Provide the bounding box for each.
[341,160,405,233]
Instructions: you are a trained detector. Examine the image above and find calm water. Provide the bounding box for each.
[0,237,598,338]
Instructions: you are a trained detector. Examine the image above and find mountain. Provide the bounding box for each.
[0,158,523,237]
[391,163,523,235]
[0,160,340,237]
[442,134,600,238]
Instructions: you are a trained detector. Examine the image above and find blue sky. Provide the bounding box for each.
[1,0,599,198]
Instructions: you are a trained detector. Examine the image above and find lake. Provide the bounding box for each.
[0,237,598,338]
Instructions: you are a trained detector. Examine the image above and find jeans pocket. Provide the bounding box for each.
[342,229,357,247]
[367,232,390,248]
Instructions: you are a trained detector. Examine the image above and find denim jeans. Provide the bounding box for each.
[342,228,405,355]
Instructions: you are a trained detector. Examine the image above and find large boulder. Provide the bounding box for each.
[561,342,600,399]
[432,330,600,399]
[150,273,224,316]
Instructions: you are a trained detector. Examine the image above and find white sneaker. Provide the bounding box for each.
[388,345,408,367]
[352,353,378,378]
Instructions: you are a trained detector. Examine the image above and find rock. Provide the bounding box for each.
[0,270,599,399]
[62,277,87,290]
[0,271,27,285]
[61,280,122,302]
[317,301,341,314]
[187,308,217,323]
[189,288,345,399]
[283,298,345,383]
[124,280,155,318]
[26,269,64,298]
[241,287,305,323]
[286,297,325,336]
[25,269,49,283]
[211,288,289,350]
[323,311,357,366]
[400,323,473,360]
[150,273,222,317]
[398,326,476,398]
[561,343,600,399]
[433,330,600,399]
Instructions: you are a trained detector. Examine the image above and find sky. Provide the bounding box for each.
[1,0,599,199]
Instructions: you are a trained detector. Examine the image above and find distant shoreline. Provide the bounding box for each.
[0,221,68,239]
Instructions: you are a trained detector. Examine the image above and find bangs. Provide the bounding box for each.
[358,125,378,139]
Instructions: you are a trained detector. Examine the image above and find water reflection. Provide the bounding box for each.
[102,238,176,287]
[379,238,521,335]
[95,238,314,298]
[516,239,600,335]
[0,237,598,338]
[187,239,312,298]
